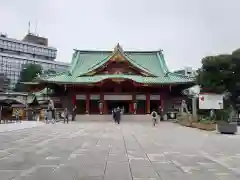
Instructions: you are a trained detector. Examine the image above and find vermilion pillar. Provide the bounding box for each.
[146,93,150,114]
[132,93,136,114]
[86,93,90,114]
[72,94,76,106]
[104,102,107,114]
[129,103,132,114]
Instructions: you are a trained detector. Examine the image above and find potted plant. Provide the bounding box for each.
[197,116,216,131]
[216,107,238,134]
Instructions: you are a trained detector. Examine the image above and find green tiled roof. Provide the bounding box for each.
[27,88,54,104]
[38,45,193,85]
[41,74,193,84]
[32,88,54,96]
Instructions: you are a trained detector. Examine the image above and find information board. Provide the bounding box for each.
[199,94,223,109]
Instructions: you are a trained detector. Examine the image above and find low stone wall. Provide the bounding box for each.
[177,114,216,131]
[195,123,216,131]
[177,113,193,127]
[178,119,192,127]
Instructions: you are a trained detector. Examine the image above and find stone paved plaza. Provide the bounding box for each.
[0,120,240,180]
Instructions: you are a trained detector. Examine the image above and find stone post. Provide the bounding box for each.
[192,97,197,121]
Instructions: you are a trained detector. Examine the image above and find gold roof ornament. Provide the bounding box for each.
[114,43,124,54]
[112,43,125,62]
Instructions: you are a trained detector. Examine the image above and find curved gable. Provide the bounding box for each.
[80,44,156,77]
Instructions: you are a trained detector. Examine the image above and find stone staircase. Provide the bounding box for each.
[75,114,152,122]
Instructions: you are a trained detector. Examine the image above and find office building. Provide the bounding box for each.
[0,33,69,89]
[174,67,197,78]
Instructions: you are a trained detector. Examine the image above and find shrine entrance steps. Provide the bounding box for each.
[75,114,151,122]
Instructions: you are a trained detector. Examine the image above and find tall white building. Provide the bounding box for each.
[0,33,69,89]
[174,67,197,78]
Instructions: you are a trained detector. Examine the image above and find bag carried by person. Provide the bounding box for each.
[152,112,157,118]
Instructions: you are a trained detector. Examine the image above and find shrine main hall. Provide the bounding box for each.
[31,44,194,114]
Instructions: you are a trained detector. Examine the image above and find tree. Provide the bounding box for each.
[19,63,43,82]
[196,54,233,94]
[44,69,56,75]
[14,63,43,92]
[197,50,240,110]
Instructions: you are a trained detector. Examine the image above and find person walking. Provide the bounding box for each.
[44,109,48,124]
[14,108,21,123]
[151,109,158,126]
[46,109,51,124]
[72,105,77,121]
[112,108,117,123]
[63,108,69,124]
[115,107,121,124]
[47,100,55,124]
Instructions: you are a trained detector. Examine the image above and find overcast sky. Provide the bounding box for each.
[1,0,240,70]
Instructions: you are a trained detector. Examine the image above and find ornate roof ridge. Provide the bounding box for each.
[74,49,163,54]
[82,44,156,77]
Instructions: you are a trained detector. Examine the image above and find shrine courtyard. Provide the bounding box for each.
[0,121,240,180]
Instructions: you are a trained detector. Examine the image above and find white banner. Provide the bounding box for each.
[90,94,100,100]
[150,95,160,100]
[76,94,86,100]
[104,95,132,101]
[136,94,146,100]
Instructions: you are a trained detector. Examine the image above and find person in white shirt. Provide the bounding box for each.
[151,109,158,126]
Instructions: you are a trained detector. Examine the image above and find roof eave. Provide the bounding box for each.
[36,79,194,85]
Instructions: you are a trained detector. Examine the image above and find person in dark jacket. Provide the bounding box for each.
[115,107,121,124]
[112,108,117,123]
[72,105,77,121]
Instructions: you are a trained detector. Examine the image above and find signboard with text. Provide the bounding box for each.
[199,93,223,109]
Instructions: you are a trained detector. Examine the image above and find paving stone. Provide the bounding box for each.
[0,121,239,180]
[130,159,151,166]
[131,165,159,179]
[108,153,128,162]
[152,162,182,172]
[75,176,103,180]
[147,153,168,162]
[158,171,218,180]
[215,174,240,180]
[0,170,21,180]
[47,165,77,180]
[133,178,158,180]
[15,166,55,180]
[104,162,131,179]
[76,165,105,178]
[128,150,147,159]
[0,150,10,159]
